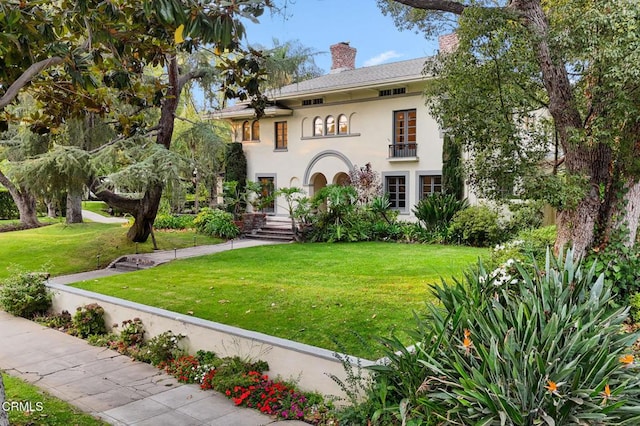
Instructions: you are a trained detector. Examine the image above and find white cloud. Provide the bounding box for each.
[363,51,404,67]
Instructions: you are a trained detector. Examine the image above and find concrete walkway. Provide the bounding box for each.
[0,311,307,425]
[1,221,307,425]
[82,210,130,224]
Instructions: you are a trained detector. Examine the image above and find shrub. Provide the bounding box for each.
[72,303,107,338]
[153,214,194,230]
[0,272,52,318]
[448,204,503,247]
[107,318,145,356]
[413,192,468,231]
[490,225,557,269]
[0,190,18,220]
[505,200,544,236]
[137,330,186,366]
[371,249,640,425]
[193,208,239,239]
[586,226,640,305]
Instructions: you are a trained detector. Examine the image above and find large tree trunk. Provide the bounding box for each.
[0,375,7,426]
[66,188,83,224]
[0,170,40,228]
[126,184,162,242]
[92,55,183,242]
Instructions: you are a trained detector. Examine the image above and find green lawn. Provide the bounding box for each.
[81,201,114,217]
[0,223,221,280]
[2,373,107,425]
[73,242,487,359]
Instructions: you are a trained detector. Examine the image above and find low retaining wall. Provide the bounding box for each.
[47,282,374,398]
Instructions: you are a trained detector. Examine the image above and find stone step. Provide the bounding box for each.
[250,233,295,242]
[110,256,155,271]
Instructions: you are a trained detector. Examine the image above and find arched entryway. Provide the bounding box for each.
[334,172,350,186]
[310,173,328,211]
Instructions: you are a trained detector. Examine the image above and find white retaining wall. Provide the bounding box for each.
[47,282,374,398]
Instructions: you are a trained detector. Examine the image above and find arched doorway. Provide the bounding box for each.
[334,172,350,186]
[311,173,328,211]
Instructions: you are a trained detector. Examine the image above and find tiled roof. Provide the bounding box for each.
[270,56,431,99]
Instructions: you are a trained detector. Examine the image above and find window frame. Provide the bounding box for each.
[382,171,410,213]
[337,114,348,135]
[393,109,417,145]
[275,121,288,150]
[418,174,442,199]
[313,117,323,136]
[255,174,276,214]
[325,115,335,135]
[242,120,251,141]
[251,120,260,141]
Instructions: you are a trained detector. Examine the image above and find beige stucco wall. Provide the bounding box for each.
[235,86,445,219]
[48,282,373,399]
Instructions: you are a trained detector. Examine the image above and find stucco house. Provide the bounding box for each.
[216,39,459,221]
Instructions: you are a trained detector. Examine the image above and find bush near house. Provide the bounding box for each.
[153,213,195,230]
[193,207,239,239]
[448,204,503,247]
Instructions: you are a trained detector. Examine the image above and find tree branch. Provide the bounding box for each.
[0,57,64,110]
[390,0,467,15]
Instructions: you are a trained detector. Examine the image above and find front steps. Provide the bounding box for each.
[109,256,156,271]
[247,217,295,242]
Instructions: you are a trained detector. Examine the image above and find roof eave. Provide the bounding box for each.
[270,75,430,101]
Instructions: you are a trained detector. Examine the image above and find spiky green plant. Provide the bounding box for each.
[371,249,640,425]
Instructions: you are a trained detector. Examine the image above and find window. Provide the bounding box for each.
[275,121,288,150]
[251,120,260,141]
[242,121,251,141]
[394,109,416,145]
[419,175,442,198]
[325,116,335,135]
[379,87,406,97]
[302,98,324,106]
[241,120,260,141]
[338,114,348,135]
[385,175,407,211]
[257,176,275,213]
[313,117,323,136]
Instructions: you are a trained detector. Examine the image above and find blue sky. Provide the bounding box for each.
[241,0,439,73]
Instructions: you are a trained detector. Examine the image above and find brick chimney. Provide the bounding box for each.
[330,42,356,73]
[438,33,459,54]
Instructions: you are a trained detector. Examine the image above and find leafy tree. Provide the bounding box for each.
[0,0,272,240]
[379,0,640,257]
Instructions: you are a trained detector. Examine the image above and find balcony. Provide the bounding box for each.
[388,143,419,162]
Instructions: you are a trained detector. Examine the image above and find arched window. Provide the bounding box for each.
[325,116,335,135]
[251,120,260,141]
[338,114,348,135]
[242,121,250,141]
[313,117,323,136]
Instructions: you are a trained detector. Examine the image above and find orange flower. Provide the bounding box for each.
[460,329,473,354]
[601,384,611,404]
[620,354,634,366]
[545,380,558,394]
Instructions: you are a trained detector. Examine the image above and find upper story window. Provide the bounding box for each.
[313,117,323,136]
[275,121,288,150]
[338,114,348,135]
[394,109,416,145]
[379,87,406,97]
[325,116,335,135]
[251,120,260,141]
[242,120,260,141]
[242,121,251,141]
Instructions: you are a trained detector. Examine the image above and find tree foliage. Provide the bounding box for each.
[381,0,640,257]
